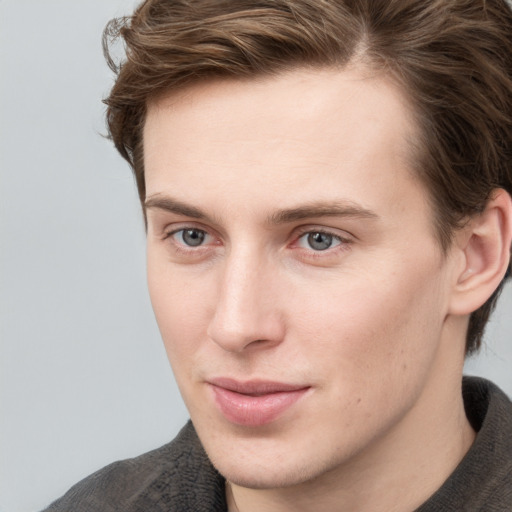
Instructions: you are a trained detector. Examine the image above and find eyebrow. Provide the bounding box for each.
[144,195,379,225]
[268,202,379,224]
[145,195,209,220]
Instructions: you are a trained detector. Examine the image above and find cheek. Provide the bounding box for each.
[287,262,446,389]
[286,274,445,443]
[147,255,212,365]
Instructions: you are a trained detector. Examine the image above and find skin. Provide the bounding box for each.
[143,67,478,512]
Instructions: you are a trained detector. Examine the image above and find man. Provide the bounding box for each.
[44,0,512,510]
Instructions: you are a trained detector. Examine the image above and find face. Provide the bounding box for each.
[143,67,462,489]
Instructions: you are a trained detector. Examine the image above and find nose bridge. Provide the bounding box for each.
[207,243,283,352]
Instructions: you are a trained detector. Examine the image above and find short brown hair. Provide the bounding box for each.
[103,0,512,354]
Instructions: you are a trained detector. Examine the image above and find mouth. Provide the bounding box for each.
[207,377,311,427]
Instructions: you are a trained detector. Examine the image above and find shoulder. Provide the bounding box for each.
[464,378,512,510]
[417,377,512,512]
[41,421,227,512]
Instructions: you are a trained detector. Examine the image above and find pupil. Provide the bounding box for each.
[308,232,332,251]
[183,229,205,246]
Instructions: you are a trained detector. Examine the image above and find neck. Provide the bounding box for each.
[227,324,475,512]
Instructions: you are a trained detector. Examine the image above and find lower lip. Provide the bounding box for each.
[210,385,309,426]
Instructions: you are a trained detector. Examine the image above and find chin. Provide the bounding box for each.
[204,437,344,490]
[215,461,316,490]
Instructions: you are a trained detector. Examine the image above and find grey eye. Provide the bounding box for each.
[307,232,334,251]
[180,229,206,247]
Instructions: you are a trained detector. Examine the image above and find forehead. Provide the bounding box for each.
[145,66,416,159]
[143,66,430,230]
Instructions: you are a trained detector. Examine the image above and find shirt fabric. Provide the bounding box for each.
[43,377,512,511]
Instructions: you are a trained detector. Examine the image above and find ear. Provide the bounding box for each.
[449,189,512,316]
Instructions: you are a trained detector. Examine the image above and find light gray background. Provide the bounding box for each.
[1,1,511,511]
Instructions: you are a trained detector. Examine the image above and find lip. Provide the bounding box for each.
[208,378,310,427]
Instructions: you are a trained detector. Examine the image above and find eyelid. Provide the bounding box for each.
[170,228,209,246]
[290,226,354,257]
[159,221,352,257]
[293,225,353,242]
[162,221,214,239]
[162,223,223,256]
[296,231,342,250]
[165,226,205,238]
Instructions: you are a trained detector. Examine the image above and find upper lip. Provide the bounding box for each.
[208,377,310,395]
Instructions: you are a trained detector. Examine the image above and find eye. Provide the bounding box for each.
[171,228,210,247]
[297,231,342,251]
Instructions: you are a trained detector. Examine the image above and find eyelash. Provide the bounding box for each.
[293,228,351,254]
[162,225,352,258]
[163,227,217,256]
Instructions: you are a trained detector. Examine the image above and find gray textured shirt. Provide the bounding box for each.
[43,377,512,511]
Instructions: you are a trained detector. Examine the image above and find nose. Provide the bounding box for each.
[207,251,285,353]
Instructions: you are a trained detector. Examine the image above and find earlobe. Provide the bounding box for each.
[449,189,512,316]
